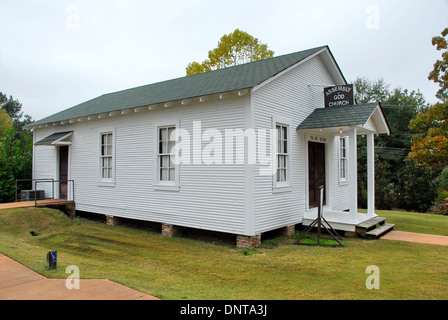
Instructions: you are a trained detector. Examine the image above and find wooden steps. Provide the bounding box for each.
[356,216,394,240]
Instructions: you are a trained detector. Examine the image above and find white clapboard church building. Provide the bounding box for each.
[28,46,392,248]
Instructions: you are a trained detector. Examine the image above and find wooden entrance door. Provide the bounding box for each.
[308,142,326,208]
[59,146,69,200]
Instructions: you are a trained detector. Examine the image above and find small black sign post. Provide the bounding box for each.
[47,251,57,269]
[324,84,354,108]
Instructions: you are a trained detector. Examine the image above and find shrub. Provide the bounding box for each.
[396,159,437,212]
[437,167,448,190]
[436,188,448,204]
[433,201,448,215]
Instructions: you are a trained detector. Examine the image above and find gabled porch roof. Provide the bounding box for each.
[34,131,73,146]
[297,103,391,136]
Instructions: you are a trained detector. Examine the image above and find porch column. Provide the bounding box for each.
[348,127,358,222]
[367,132,376,217]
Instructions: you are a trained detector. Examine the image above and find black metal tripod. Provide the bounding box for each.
[295,186,344,247]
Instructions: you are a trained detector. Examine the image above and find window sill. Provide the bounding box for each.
[272,185,292,194]
[97,181,115,187]
[154,184,180,192]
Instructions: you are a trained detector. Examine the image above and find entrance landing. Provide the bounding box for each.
[303,208,372,232]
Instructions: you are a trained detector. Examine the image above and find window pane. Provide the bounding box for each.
[169,168,175,181]
[277,169,286,182]
[159,128,166,153]
[169,155,176,168]
[168,140,175,154]
[340,159,346,178]
[163,140,169,154]
[161,168,168,181]
[278,155,287,169]
[161,155,170,168]
[159,128,165,141]
[106,144,111,156]
[277,137,282,153]
[168,127,175,140]
[102,166,112,179]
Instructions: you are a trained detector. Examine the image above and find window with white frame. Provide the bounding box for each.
[100,132,113,180]
[339,136,348,181]
[276,124,288,183]
[158,126,176,182]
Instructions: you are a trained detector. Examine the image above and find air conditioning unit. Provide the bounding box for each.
[21,190,45,201]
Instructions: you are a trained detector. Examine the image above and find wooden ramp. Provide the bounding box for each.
[0,200,75,210]
[0,201,36,210]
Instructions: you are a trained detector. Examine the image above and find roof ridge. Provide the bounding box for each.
[30,45,329,127]
[100,45,329,96]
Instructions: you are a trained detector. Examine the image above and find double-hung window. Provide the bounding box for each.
[339,136,348,182]
[99,131,114,186]
[276,124,288,183]
[158,126,176,183]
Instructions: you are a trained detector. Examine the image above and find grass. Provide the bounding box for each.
[1,207,448,300]
[375,209,448,236]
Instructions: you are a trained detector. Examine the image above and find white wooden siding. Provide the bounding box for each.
[251,54,349,234]
[34,95,248,235]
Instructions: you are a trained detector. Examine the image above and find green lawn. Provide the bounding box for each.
[1,207,448,300]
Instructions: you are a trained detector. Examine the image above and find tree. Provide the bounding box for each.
[408,101,448,168]
[0,92,33,203]
[408,27,448,168]
[428,27,448,102]
[353,77,431,210]
[0,126,33,202]
[396,159,437,212]
[353,77,390,104]
[0,92,32,131]
[0,108,12,139]
[186,29,274,76]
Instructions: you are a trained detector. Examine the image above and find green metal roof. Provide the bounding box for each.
[31,46,328,127]
[297,103,385,130]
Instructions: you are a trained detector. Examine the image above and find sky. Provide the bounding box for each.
[1,0,447,121]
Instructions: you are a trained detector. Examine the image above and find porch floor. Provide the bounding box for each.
[302,207,374,232]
